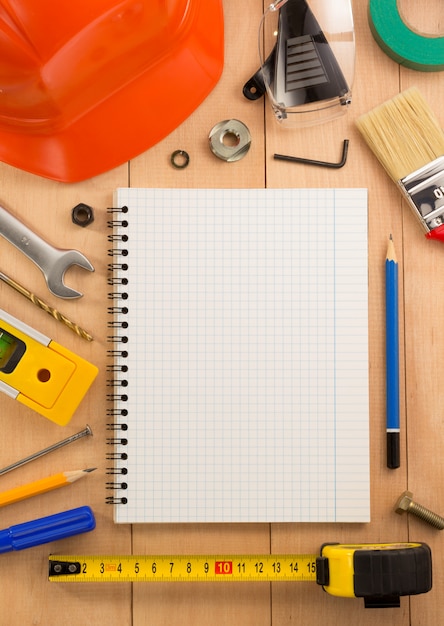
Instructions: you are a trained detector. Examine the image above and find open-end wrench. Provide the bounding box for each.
[0,203,94,299]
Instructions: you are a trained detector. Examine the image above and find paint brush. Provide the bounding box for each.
[356,87,444,242]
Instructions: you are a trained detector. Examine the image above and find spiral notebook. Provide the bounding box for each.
[107,187,369,523]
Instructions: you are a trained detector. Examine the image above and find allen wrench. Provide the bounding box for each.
[274,139,349,169]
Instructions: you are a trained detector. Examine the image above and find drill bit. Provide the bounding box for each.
[0,270,93,341]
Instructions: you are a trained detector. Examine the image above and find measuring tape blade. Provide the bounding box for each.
[49,554,318,583]
[48,544,434,607]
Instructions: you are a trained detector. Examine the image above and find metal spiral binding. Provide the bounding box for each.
[106,406,128,416]
[106,423,128,431]
[107,363,128,373]
[106,436,128,445]
[107,337,128,346]
[106,390,128,401]
[106,206,129,505]
[107,248,129,258]
[105,463,128,476]
[107,277,128,286]
[107,383,128,392]
[108,206,129,214]
[108,263,128,271]
[108,233,128,242]
[106,466,128,475]
[106,452,128,461]
[108,320,129,329]
[107,219,128,228]
[107,349,128,358]
[108,291,128,300]
[106,481,128,490]
[106,496,128,505]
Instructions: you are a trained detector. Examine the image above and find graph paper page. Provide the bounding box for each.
[110,188,369,523]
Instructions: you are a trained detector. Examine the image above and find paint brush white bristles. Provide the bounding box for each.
[356,87,444,182]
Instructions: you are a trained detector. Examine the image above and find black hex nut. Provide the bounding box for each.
[72,203,94,227]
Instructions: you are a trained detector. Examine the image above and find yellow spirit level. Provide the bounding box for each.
[0,308,98,425]
[49,542,432,608]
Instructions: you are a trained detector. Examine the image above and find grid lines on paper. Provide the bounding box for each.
[112,187,369,523]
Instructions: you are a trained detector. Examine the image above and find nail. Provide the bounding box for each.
[0,425,93,476]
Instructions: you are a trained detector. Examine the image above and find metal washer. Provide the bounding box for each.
[170,149,190,169]
[209,119,251,162]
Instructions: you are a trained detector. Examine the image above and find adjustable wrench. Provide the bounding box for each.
[0,204,94,299]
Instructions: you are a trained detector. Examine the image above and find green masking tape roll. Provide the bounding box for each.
[368,0,444,72]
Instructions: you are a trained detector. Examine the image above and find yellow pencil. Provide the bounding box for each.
[0,468,96,507]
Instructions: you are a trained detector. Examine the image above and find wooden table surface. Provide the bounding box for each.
[0,1,443,624]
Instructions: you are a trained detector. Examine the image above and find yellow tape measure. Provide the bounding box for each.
[49,553,316,583]
[49,543,433,608]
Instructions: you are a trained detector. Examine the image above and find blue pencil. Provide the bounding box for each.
[386,235,400,468]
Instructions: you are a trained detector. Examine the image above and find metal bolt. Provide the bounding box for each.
[395,490,444,530]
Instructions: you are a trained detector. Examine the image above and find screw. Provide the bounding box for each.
[395,490,444,530]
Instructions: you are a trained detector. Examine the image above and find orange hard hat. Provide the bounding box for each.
[0,0,224,182]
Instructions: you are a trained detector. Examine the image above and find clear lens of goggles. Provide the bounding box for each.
[258,0,355,127]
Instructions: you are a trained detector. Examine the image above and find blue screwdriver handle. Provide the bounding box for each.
[0,506,95,553]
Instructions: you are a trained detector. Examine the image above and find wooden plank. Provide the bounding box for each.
[0,0,442,623]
